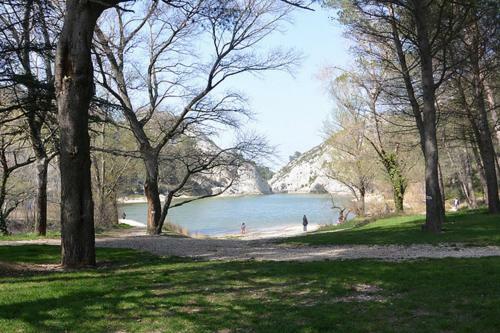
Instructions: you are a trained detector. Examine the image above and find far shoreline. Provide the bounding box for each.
[117,192,348,205]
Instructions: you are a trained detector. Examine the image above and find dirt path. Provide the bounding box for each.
[2,228,500,262]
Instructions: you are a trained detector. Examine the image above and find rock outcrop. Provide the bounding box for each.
[210,163,272,196]
[269,143,350,194]
[185,138,272,196]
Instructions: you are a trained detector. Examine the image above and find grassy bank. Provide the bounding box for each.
[0,230,61,242]
[1,245,500,332]
[0,224,134,242]
[284,209,500,246]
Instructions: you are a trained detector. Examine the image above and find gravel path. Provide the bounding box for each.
[98,236,500,261]
[2,229,500,262]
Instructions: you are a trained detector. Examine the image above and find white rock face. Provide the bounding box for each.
[213,163,272,196]
[270,143,350,194]
[190,138,272,196]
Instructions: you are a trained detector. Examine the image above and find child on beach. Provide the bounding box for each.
[241,222,246,235]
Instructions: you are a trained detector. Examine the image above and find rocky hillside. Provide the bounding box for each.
[209,163,272,196]
[269,143,349,194]
[187,138,272,196]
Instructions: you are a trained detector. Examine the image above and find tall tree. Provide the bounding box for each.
[52,0,315,266]
[54,0,125,267]
[94,0,293,234]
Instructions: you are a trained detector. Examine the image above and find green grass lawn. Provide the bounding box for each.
[0,224,134,242]
[0,230,61,241]
[285,209,500,246]
[1,245,500,332]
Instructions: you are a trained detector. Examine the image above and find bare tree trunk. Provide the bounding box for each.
[359,187,366,216]
[414,0,444,232]
[55,2,104,268]
[34,157,49,235]
[143,153,162,235]
[438,162,446,208]
[157,192,175,234]
[27,117,49,236]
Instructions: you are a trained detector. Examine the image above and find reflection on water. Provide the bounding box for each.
[120,193,351,236]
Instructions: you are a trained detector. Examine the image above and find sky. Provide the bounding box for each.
[216,5,353,169]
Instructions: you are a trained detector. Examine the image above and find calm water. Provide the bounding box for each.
[119,193,350,236]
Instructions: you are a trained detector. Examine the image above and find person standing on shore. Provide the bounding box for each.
[241,222,246,235]
[302,215,308,232]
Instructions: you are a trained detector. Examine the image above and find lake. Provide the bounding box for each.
[119,193,351,236]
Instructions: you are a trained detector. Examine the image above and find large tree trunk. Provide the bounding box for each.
[34,157,49,235]
[414,0,445,232]
[143,153,162,235]
[55,2,104,268]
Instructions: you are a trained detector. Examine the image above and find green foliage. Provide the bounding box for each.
[288,151,301,162]
[254,164,274,181]
[380,151,408,212]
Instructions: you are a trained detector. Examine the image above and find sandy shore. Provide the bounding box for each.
[119,219,146,228]
[217,223,321,240]
[118,196,158,204]
[119,218,320,240]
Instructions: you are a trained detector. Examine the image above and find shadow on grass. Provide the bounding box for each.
[1,245,500,332]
